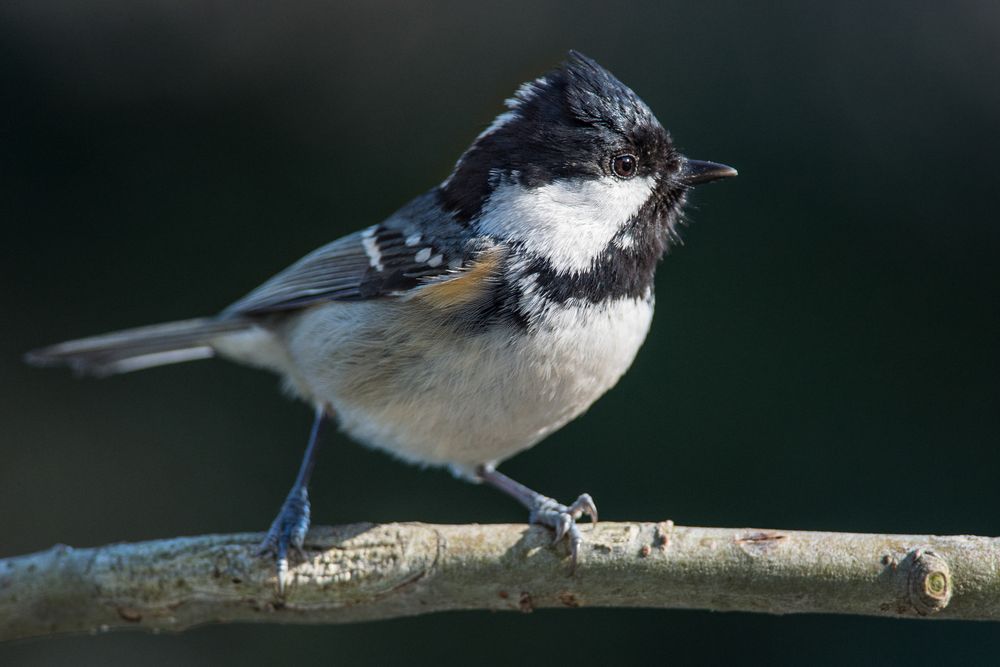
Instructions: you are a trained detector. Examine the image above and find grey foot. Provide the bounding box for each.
[529,493,598,567]
[257,487,311,593]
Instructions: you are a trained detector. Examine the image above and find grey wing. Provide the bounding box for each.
[222,195,469,317]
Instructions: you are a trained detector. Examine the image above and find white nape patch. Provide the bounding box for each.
[476,175,656,273]
[509,76,547,107]
[442,109,521,189]
[471,76,549,143]
[441,77,548,189]
[414,247,432,263]
[427,254,444,268]
[405,233,422,247]
[474,109,519,142]
[475,76,548,143]
[360,227,383,271]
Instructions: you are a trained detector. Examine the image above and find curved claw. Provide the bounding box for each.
[275,554,289,594]
[257,487,311,594]
[567,525,584,570]
[552,512,573,544]
[569,493,598,524]
[527,491,599,570]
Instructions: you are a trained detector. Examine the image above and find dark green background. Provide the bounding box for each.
[3,1,999,664]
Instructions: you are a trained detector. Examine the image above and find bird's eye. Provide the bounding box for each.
[611,153,638,179]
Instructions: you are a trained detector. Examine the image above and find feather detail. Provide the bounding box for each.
[410,245,506,311]
[24,317,251,376]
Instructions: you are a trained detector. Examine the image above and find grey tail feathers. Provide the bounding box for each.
[24,317,254,377]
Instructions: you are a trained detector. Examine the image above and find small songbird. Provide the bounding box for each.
[27,51,736,589]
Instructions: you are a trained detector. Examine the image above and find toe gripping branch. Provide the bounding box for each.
[530,493,598,563]
[258,486,311,591]
[258,405,326,593]
[258,415,596,592]
[477,466,598,568]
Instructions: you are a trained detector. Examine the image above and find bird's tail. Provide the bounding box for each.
[24,317,253,377]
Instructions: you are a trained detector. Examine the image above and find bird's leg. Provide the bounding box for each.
[258,404,327,593]
[476,465,597,568]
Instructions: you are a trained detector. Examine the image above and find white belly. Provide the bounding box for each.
[262,296,654,472]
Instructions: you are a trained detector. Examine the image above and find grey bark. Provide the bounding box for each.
[2,521,999,641]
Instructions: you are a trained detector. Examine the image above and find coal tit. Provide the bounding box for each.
[27,51,736,588]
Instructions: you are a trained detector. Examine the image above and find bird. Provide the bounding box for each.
[26,51,736,590]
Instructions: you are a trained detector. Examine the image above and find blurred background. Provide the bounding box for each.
[2,1,999,664]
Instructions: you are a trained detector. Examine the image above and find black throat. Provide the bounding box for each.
[519,202,671,308]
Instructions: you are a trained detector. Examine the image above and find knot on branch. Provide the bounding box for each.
[905,548,953,615]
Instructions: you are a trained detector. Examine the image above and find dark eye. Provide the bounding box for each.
[611,153,638,179]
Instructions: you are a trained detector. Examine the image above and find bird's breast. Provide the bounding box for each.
[282,294,654,469]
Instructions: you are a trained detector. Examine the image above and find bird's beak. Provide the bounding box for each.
[681,159,738,186]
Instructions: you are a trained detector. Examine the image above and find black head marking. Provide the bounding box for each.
[439,51,681,223]
[562,51,656,135]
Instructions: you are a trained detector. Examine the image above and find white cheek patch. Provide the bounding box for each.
[476,175,655,273]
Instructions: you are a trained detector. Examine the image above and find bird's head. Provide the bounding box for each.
[438,51,735,279]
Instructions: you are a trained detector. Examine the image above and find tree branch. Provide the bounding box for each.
[3,522,999,640]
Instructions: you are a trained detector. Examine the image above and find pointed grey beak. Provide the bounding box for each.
[681,159,738,186]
